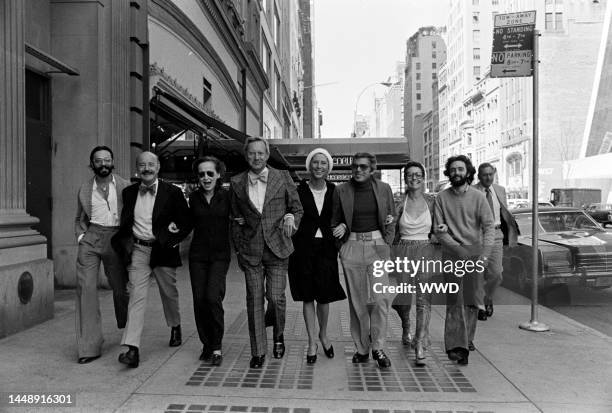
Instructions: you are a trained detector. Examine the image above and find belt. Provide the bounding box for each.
[348,230,383,241]
[494,224,502,230]
[134,237,155,247]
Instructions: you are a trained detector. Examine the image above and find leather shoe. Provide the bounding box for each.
[351,352,369,363]
[414,342,426,366]
[306,344,318,365]
[273,335,285,359]
[199,347,212,361]
[447,347,468,365]
[322,344,334,359]
[485,297,494,317]
[169,325,182,347]
[477,309,488,321]
[211,353,223,366]
[401,329,413,346]
[372,349,391,368]
[118,346,139,368]
[78,355,100,364]
[468,341,476,351]
[249,355,265,368]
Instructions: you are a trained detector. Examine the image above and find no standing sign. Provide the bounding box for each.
[490,11,536,78]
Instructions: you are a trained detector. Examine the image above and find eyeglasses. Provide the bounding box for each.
[406,173,423,180]
[351,164,370,171]
[198,171,216,178]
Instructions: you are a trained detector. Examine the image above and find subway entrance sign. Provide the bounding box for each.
[490,11,536,78]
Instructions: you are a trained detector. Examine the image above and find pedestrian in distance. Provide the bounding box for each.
[473,163,519,322]
[433,155,495,365]
[230,137,304,369]
[74,146,130,364]
[390,161,445,366]
[331,152,396,369]
[111,151,191,368]
[288,148,346,365]
[188,156,232,366]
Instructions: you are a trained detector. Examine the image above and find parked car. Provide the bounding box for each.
[584,203,612,228]
[508,199,553,210]
[502,207,612,292]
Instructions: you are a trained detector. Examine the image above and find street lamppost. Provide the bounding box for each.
[352,81,395,137]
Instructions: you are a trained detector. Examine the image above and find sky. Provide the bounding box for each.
[313,0,449,138]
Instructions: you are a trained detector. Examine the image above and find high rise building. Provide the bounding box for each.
[299,0,316,138]
[403,26,447,161]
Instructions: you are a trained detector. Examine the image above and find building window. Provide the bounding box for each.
[416,83,421,90]
[273,7,281,46]
[507,154,522,177]
[275,67,281,111]
[473,0,479,5]
[203,77,212,106]
[545,13,553,29]
[432,51,437,59]
[473,30,480,43]
[473,48,480,60]
[545,0,553,4]
[432,62,437,69]
[262,38,270,74]
[416,103,422,110]
[473,12,479,24]
[416,72,421,80]
[416,62,421,70]
[432,72,437,80]
[473,66,480,78]
[416,93,421,100]
[432,41,437,49]
[555,13,563,30]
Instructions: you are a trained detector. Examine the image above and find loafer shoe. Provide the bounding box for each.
[211,353,223,366]
[249,355,265,368]
[273,336,285,359]
[477,309,488,321]
[169,325,182,347]
[118,347,139,368]
[78,355,101,364]
[351,352,369,363]
[199,347,212,361]
[468,341,476,351]
[485,298,494,317]
[372,349,391,368]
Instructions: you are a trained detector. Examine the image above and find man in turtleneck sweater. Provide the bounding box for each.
[332,153,396,368]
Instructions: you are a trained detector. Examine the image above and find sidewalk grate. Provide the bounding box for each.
[344,344,475,393]
[351,410,494,413]
[340,311,403,339]
[226,309,310,338]
[186,342,314,389]
[165,405,310,412]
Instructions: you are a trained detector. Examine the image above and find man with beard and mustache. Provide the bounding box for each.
[74,146,130,364]
[111,151,191,368]
[433,155,495,366]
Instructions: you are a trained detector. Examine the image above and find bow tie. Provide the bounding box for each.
[139,183,157,195]
[248,171,268,185]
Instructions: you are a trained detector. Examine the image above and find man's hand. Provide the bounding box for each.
[168,222,179,234]
[282,215,297,237]
[384,214,394,225]
[333,223,347,239]
[233,217,245,226]
[435,223,448,233]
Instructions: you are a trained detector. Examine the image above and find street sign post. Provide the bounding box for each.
[490,11,536,78]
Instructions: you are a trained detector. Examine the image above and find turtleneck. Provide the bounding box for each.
[351,178,378,232]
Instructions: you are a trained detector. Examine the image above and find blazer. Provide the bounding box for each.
[230,166,304,265]
[392,192,437,245]
[111,180,191,268]
[74,174,130,239]
[331,177,396,245]
[473,182,520,246]
[291,180,337,259]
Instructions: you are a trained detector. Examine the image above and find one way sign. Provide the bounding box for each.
[490,11,536,78]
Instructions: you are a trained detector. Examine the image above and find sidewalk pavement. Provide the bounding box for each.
[1,255,612,413]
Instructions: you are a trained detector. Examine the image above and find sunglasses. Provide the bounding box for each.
[197,171,216,178]
[351,163,370,171]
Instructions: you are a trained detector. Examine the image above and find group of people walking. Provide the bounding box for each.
[74,138,517,371]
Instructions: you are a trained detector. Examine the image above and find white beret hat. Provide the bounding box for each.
[305,147,333,173]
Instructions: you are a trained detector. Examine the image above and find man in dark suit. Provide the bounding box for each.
[111,151,191,368]
[74,146,130,364]
[331,152,396,368]
[230,137,303,368]
[474,163,519,321]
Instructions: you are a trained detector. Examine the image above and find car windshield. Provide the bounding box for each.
[514,211,603,235]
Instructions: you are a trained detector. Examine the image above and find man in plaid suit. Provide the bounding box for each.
[230,137,303,368]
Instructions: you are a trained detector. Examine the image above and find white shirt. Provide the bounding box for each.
[309,184,327,238]
[399,199,431,240]
[248,167,268,214]
[132,179,158,241]
[90,176,119,227]
[486,185,502,227]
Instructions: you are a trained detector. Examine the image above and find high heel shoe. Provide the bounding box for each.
[414,342,426,366]
[306,344,318,364]
[319,335,334,358]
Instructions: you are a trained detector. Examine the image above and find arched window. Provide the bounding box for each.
[506,153,522,177]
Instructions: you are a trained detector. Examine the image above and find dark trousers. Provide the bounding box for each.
[444,274,479,353]
[189,259,230,351]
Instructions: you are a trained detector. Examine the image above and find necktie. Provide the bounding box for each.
[139,183,156,195]
[485,188,495,215]
[248,171,268,185]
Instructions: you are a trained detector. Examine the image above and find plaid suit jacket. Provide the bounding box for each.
[230,167,303,265]
[74,174,130,240]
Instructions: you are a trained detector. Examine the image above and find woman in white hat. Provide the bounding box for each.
[288,148,346,364]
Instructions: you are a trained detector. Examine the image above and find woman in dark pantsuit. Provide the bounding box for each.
[188,156,231,366]
[289,148,346,364]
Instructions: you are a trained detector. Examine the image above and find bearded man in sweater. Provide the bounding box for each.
[433,155,494,366]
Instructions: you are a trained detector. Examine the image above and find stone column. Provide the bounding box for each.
[0,0,53,338]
